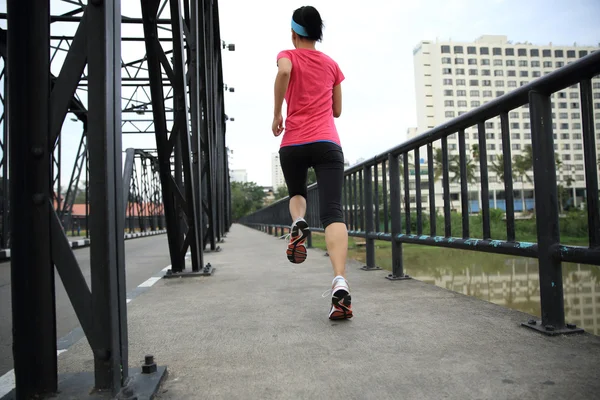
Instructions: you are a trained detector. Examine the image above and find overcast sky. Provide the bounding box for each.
[1,0,599,188]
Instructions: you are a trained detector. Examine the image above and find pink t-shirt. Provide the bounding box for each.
[276,49,345,148]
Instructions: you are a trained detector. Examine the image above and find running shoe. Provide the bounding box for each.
[286,217,310,264]
[329,276,353,320]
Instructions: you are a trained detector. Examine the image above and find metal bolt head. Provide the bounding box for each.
[545,325,555,331]
[566,323,577,329]
[528,319,537,325]
[145,355,154,365]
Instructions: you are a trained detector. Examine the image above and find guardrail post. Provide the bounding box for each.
[387,154,410,280]
[522,90,582,335]
[361,165,381,271]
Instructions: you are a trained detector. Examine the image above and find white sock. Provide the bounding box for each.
[332,275,346,285]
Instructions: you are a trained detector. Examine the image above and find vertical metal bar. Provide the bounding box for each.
[343,174,348,227]
[477,122,491,239]
[388,153,406,279]
[458,130,469,238]
[1,73,9,249]
[382,160,389,234]
[403,154,411,234]
[352,172,357,231]
[500,113,516,241]
[363,165,376,269]
[7,0,57,396]
[427,143,436,236]
[374,162,379,232]
[529,90,565,329]
[359,170,364,231]
[579,79,600,248]
[87,0,127,390]
[441,137,451,237]
[414,148,422,235]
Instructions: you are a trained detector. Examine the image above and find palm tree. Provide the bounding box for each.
[490,154,507,184]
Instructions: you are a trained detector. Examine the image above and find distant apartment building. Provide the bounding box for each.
[410,35,600,212]
[230,169,248,183]
[271,153,286,190]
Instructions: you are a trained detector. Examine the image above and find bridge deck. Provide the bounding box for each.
[56,224,600,400]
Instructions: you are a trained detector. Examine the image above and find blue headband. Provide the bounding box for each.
[291,19,308,37]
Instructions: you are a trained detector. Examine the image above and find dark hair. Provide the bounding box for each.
[292,6,324,42]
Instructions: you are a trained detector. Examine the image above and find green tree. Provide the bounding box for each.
[307,167,317,185]
[273,185,289,200]
[231,181,266,221]
[490,154,509,184]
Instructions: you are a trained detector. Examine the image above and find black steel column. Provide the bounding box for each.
[360,165,380,271]
[8,0,57,396]
[387,153,409,280]
[87,0,128,390]
[523,90,572,335]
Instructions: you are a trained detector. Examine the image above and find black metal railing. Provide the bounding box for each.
[241,50,600,336]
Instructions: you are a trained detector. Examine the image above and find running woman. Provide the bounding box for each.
[272,6,352,320]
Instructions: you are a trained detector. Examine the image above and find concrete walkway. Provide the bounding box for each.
[57,224,600,400]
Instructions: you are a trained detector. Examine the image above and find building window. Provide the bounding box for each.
[449,144,457,150]
[494,70,504,76]
[520,71,529,77]
[512,144,521,150]
[559,112,568,119]
[495,81,505,87]
[562,144,570,150]
[556,61,564,68]
[524,123,530,129]
[572,123,581,129]
[443,68,452,74]
[442,57,452,64]
[470,90,480,97]
[444,90,454,96]
[470,79,479,86]
[523,112,530,118]
[507,70,516,77]
[469,69,478,76]
[468,58,477,65]
[518,48,527,56]
[560,123,569,130]
[594,93,600,99]
[467,46,477,54]
[441,45,450,53]
[492,47,502,56]
[480,47,489,55]
[596,103,600,109]
[561,133,570,139]
[471,100,481,107]
[488,155,497,162]
[496,91,505,97]
[481,59,490,65]
[505,48,515,56]
[457,100,468,107]
[559,102,567,109]
[457,90,467,96]
[557,92,567,99]
[444,100,454,106]
[555,50,564,58]
[571,102,580,109]
[579,50,588,57]
[455,58,465,64]
[531,61,540,67]
[482,80,492,86]
[572,133,582,140]
[457,79,466,85]
[458,111,467,116]
[511,133,521,140]
[573,144,583,150]
[593,82,600,89]
[562,154,571,160]
[506,60,515,66]
[519,60,528,67]
[445,111,455,118]
[508,81,517,87]
[567,50,576,58]
[525,133,532,139]
[487,144,496,150]
[574,164,584,170]
[530,49,539,57]
[543,49,552,57]
[511,122,520,129]
[481,70,491,76]
[571,112,580,119]
[486,132,495,139]
[543,61,553,68]
[532,71,541,77]
[456,68,465,75]
[485,122,494,129]
[483,90,493,97]
[574,154,583,160]
[509,112,519,118]
[494,59,503,66]
[443,78,453,85]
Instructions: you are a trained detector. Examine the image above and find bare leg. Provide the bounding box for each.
[289,195,306,221]
[325,222,348,278]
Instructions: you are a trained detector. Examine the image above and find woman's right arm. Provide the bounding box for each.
[332,84,342,118]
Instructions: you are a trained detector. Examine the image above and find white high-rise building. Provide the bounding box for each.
[271,153,286,190]
[230,169,248,183]
[412,35,600,212]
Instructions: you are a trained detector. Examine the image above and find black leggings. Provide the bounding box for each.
[279,142,345,228]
